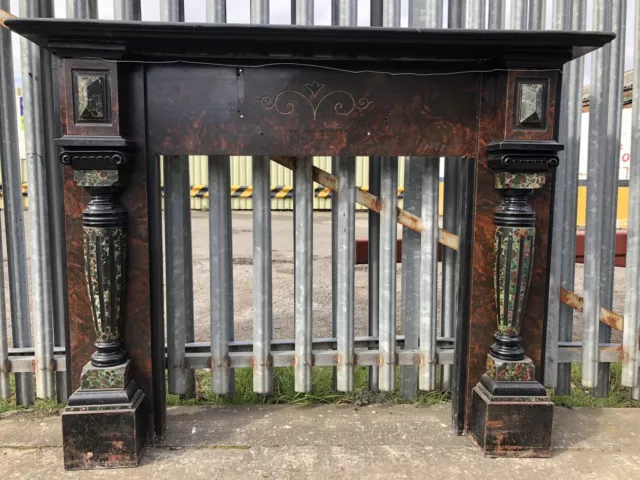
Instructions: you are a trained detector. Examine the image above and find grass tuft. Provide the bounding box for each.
[550,363,640,408]
[166,367,451,407]
[1,363,638,414]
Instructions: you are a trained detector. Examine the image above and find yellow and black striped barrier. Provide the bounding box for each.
[314,186,406,199]
[0,183,28,197]
[188,185,292,199]
[186,185,405,199]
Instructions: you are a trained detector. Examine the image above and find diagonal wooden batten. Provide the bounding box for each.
[270,155,459,251]
[0,9,17,29]
[559,288,624,332]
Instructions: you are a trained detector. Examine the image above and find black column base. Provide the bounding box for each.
[469,374,553,458]
[62,362,147,470]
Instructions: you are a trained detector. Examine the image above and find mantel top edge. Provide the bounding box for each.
[5,18,614,64]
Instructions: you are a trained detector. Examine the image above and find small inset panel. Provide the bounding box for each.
[515,80,548,130]
[73,71,110,123]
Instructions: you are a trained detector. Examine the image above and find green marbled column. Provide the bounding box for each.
[75,167,128,368]
[490,171,546,361]
[83,226,127,362]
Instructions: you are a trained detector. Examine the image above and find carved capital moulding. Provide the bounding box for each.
[470,139,562,457]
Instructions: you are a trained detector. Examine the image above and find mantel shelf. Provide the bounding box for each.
[6,18,613,66]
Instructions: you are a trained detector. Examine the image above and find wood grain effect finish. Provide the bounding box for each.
[146,65,479,157]
[464,71,555,430]
[63,64,161,439]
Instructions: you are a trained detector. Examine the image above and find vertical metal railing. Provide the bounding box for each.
[419,157,440,391]
[0,193,6,398]
[382,0,400,28]
[545,0,587,395]
[0,211,6,397]
[331,0,356,391]
[161,0,196,398]
[488,0,504,29]
[252,155,273,394]
[66,0,96,19]
[0,0,33,405]
[367,0,383,395]
[251,0,273,395]
[528,0,546,30]
[292,2,314,394]
[583,0,610,390]
[624,0,640,399]
[209,153,234,395]
[412,0,442,395]
[20,0,55,400]
[557,0,586,395]
[335,156,356,392]
[378,156,398,392]
[440,0,466,393]
[595,0,627,398]
[163,157,195,396]
[294,156,314,393]
[376,0,400,394]
[294,157,313,392]
[510,0,528,30]
[292,0,313,26]
[208,1,234,397]
[114,0,141,21]
[42,0,69,403]
[399,0,426,400]
[546,0,570,392]
[467,0,486,29]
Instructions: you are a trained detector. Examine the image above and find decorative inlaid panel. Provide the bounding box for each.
[74,71,110,123]
[514,79,549,130]
[261,81,373,120]
[145,65,479,156]
[62,59,120,136]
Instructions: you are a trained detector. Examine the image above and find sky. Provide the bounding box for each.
[5,0,637,87]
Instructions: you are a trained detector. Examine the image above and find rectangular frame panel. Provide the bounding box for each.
[146,64,479,157]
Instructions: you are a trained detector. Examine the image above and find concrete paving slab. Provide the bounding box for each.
[2,405,640,479]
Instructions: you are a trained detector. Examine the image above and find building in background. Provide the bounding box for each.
[581,70,633,180]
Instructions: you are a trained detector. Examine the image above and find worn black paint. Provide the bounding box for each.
[470,375,553,457]
[451,157,477,435]
[62,393,147,470]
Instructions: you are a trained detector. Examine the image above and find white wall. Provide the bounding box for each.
[579,107,632,180]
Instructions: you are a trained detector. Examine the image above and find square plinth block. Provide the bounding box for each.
[62,390,146,470]
[469,375,553,458]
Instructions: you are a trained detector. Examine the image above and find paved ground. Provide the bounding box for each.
[1,211,626,344]
[187,211,625,343]
[1,404,640,479]
[188,211,410,341]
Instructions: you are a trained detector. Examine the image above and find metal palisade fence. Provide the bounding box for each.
[0,0,639,404]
